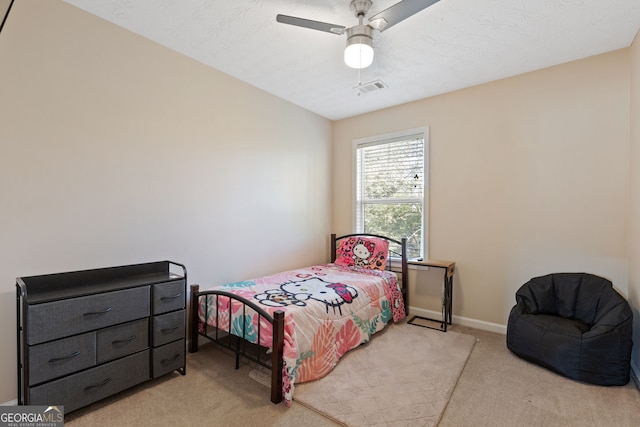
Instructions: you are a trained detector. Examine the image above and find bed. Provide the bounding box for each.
[188,233,408,406]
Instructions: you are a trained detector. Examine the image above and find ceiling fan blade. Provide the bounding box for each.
[368,0,440,32]
[276,14,346,35]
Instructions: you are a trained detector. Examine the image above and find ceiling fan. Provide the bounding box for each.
[276,0,441,69]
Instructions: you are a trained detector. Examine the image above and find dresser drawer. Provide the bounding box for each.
[28,332,96,386]
[153,310,185,347]
[27,287,150,345]
[97,318,149,364]
[152,340,185,378]
[153,280,185,314]
[29,350,150,413]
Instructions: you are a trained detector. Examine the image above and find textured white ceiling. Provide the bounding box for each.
[63,0,640,120]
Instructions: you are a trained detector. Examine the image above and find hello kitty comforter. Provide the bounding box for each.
[197,263,406,406]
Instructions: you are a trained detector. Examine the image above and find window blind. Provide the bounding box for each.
[356,135,425,259]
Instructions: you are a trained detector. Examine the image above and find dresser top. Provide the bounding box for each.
[17,261,185,304]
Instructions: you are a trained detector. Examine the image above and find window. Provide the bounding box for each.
[353,127,428,260]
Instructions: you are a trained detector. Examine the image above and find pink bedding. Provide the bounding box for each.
[197,263,405,406]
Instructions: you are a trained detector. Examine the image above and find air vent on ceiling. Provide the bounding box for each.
[354,79,388,96]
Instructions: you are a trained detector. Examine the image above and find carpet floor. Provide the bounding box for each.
[64,324,640,426]
[294,322,475,426]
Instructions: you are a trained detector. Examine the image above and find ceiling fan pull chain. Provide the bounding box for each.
[356,68,363,96]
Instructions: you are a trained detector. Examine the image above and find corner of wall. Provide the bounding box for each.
[628,25,640,393]
[632,359,640,390]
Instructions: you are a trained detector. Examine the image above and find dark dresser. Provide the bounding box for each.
[16,261,186,413]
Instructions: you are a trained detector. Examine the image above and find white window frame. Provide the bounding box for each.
[352,126,429,260]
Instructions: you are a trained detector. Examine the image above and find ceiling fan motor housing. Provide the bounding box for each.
[346,24,373,42]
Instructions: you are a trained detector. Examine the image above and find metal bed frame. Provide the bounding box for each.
[188,233,408,404]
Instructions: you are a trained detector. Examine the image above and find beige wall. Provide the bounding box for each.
[0,1,332,403]
[628,30,640,385]
[333,50,630,329]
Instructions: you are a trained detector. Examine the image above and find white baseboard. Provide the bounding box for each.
[408,306,507,335]
[1,399,17,406]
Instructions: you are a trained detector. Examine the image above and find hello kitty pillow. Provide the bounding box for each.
[334,236,389,271]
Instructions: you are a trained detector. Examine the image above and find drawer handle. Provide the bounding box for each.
[83,307,113,316]
[112,335,136,345]
[161,323,182,333]
[83,377,111,391]
[161,293,182,301]
[160,354,180,366]
[49,351,80,363]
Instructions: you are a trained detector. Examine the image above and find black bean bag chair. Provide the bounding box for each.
[506,273,633,386]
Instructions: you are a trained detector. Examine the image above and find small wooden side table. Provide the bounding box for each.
[407,259,455,332]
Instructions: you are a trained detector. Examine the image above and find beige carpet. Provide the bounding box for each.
[292,321,476,427]
[63,324,640,426]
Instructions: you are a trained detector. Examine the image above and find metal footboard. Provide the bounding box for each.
[189,284,285,403]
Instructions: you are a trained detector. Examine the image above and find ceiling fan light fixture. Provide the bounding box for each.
[344,26,374,69]
[344,37,374,69]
